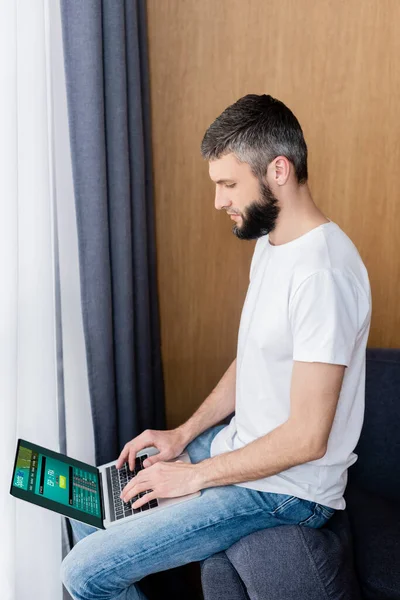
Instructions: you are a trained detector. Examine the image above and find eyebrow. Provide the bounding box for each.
[212,179,236,184]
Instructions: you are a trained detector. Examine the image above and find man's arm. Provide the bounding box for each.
[177,358,237,446]
[120,360,346,507]
[195,360,345,487]
[116,358,236,470]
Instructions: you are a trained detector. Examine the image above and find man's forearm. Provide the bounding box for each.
[176,359,236,445]
[195,418,326,488]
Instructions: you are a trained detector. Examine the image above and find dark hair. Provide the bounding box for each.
[200,94,308,184]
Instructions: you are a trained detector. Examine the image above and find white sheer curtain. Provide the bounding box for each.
[0,1,95,599]
[50,0,96,469]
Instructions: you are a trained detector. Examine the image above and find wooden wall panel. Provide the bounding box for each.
[146,0,400,428]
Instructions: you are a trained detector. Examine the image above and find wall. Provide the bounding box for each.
[146,0,400,428]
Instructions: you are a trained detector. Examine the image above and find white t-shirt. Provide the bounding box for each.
[210,220,372,509]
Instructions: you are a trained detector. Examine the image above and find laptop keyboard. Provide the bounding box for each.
[105,454,158,521]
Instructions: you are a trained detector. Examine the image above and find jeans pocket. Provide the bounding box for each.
[271,494,299,516]
[298,507,319,527]
[319,504,336,520]
[299,504,335,528]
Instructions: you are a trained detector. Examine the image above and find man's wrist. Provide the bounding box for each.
[174,423,196,449]
[193,457,214,489]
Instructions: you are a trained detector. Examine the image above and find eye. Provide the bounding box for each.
[226,183,236,188]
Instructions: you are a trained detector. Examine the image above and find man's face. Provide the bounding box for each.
[208,153,280,240]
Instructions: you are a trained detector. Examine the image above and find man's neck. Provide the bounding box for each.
[268,186,329,247]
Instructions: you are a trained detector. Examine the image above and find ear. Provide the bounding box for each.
[272,156,291,185]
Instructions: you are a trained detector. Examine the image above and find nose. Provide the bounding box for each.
[214,189,232,211]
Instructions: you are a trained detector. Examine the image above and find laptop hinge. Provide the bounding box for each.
[105,467,116,522]
[98,468,106,521]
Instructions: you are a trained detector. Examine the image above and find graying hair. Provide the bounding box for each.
[200,94,308,184]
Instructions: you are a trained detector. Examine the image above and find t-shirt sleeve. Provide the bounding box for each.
[289,269,359,367]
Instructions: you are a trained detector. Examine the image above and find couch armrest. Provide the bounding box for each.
[203,512,361,600]
[201,552,250,600]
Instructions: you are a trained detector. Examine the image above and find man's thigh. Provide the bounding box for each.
[63,425,312,595]
[63,472,302,597]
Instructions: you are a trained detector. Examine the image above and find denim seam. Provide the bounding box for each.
[318,504,335,520]
[298,507,319,527]
[80,507,268,595]
[297,527,331,600]
[271,495,297,515]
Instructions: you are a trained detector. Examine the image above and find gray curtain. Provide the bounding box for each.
[60,0,166,467]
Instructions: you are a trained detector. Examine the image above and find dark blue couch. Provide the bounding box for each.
[201,348,400,600]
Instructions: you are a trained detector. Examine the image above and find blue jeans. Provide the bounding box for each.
[61,425,335,599]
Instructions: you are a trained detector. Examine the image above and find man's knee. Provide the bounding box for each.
[61,546,93,599]
[60,539,141,599]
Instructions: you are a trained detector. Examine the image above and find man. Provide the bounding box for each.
[62,94,372,599]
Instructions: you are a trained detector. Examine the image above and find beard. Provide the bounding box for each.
[232,180,281,240]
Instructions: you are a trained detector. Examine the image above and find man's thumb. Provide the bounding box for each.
[143,455,161,468]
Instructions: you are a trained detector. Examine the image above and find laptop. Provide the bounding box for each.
[10,438,200,530]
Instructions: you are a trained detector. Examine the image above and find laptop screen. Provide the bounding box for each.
[10,439,105,529]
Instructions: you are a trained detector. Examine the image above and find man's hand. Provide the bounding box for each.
[115,428,189,471]
[119,460,202,509]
